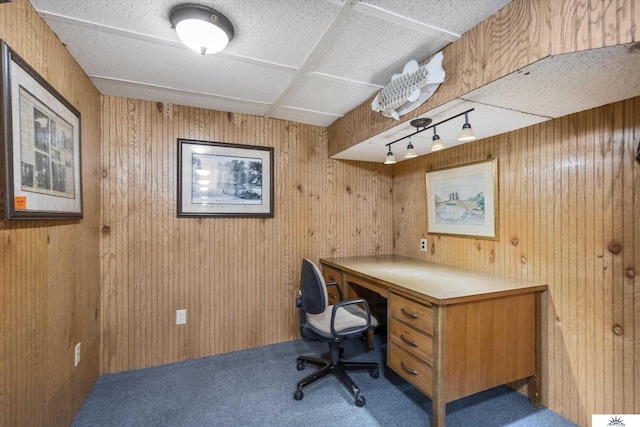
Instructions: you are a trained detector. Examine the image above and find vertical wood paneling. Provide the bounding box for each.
[633,97,640,416]
[0,0,102,426]
[611,101,625,413]
[100,98,393,373]
[391,97,638,426]
[620,98,636,415]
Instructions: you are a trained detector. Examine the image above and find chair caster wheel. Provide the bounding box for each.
[294,389,304,401]
[355,395,366,407]
[370,368,379,379]
[296,360,305,371]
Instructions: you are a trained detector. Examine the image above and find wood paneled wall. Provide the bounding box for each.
[0,0,102,426]
[100,98,392,373]
[392,97,639,426]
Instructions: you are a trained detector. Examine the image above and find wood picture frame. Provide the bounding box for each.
[426,158,498,240]
[177,138,274,218]
[0,40,82,220]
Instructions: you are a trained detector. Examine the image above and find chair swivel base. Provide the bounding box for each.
[294,354,379,407]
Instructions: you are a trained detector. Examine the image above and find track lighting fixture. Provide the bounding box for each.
[382,108,475,164]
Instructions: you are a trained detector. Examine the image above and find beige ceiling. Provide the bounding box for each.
[28,0,511,128]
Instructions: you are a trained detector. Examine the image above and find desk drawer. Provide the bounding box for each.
[389,318,433,365]
[322,265,343,303]
[344,273,388,298]
[389,342,432,396]
[389,292,433,335]
[322,265,343,286]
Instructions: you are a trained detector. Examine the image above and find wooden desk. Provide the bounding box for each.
[320,255,548,427]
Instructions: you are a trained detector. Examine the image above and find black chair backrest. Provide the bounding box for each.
[300,259,327,315]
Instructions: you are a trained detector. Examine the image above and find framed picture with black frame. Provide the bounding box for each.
[177,138,274,218]
[0,40,82,220]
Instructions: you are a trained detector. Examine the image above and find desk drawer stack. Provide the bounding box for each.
[321,265,344,303]
[388,292,434,396]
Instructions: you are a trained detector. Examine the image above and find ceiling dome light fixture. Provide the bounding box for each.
[169,3,235,55]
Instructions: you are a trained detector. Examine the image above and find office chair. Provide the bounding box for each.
[294,259,379,407]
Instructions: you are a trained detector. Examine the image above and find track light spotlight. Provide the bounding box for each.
[458,111,476,142]
[431,126,445,151]
[384,149,397,164]
[404,136,417,159]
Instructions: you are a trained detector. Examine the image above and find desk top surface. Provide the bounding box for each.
[320,254,548,305]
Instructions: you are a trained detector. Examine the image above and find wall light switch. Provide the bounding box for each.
[420,239,427,252]
[176,309,187,325]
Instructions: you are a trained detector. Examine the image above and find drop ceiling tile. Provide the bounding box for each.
[314,8,447,85]
[32,0,342,69]
[44,22,295,103]
[464,44,640,118]
[31,0,184,40]
[218,0,342,67]
[94,78,271,117]
[269,106,342,128]
[281,74,380,117]
[362,0,512,36]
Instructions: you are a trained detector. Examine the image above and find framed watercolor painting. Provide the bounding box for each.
[426,158,498,239]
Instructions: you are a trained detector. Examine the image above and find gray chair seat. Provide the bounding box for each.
[294,259,379,407]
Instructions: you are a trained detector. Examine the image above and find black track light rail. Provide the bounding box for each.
[385,108,475,148]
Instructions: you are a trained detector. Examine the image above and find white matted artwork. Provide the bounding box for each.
[425,158,498,239]
[177,138,274,218]
[1,40,82,220]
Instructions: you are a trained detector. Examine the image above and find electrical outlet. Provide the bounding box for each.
[74,342,81,367]
[176,309,187,325]
[420,238,427,252]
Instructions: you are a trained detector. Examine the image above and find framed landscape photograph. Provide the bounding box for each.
[1,40,82,220]
[177,139,274,218]
[425,158,498,239]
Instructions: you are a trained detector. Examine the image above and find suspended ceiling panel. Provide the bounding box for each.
[29,0,512,127]
[464,43,640,119]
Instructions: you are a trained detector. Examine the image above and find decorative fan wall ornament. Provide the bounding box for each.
[371,52,445,120]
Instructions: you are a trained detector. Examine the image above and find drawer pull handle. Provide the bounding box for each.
[329,294,337,299]
[401,308,418,319]
[400,334,418,347]
[328,276,336,281]
[400,361,418,376]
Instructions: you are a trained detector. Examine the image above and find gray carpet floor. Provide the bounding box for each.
[73,335,578,426]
